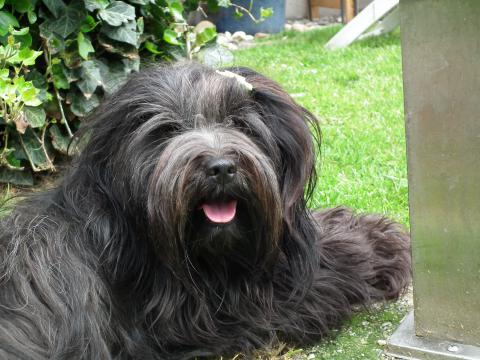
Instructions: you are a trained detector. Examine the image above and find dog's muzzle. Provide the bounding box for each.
[198,157,239,224]
[205,157,237,185]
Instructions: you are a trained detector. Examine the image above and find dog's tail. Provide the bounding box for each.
[313,206,411,302]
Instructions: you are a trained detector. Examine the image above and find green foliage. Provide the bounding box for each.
[0,33,46,185]
[0,0,257,185]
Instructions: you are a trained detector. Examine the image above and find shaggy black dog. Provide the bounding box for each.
[0,63,411,360]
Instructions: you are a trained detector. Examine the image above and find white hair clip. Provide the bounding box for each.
[216,70,253,92]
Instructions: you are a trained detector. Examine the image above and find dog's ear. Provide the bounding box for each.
[227,67,321,214]
[226,67,322,283]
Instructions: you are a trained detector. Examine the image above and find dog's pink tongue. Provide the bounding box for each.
[201,200,237,223]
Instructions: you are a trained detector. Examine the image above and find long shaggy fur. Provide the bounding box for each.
[0,63,411,360]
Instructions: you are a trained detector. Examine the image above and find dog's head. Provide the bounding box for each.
[75,63,320,278]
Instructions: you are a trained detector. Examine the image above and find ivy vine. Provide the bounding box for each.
[0,0,267,185]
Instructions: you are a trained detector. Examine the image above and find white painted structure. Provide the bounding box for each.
[325,0,399,49]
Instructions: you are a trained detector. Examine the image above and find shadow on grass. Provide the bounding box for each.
[353,30,401,49]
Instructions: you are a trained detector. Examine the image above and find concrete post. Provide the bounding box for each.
[387,1,480,359]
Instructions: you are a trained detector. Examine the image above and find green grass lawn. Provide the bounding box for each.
[232,26,408,225]
[231,26,410,359]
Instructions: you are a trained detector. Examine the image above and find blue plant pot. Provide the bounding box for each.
[212,0,285,35]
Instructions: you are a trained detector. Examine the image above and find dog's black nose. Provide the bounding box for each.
[206,158,236,183]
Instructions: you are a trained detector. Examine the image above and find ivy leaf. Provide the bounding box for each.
[12,28,32,49]
[49,124,70,154]
[9,47,42,66]
[80,15,98,33]
[21,131,50,169]
[13,78,42,107]
[260,7,273,19]
[100,69,126,94]
[127,0,152,4]
[101,20,139,47]
[24,106,46,128]
[97,58,137,94]
[136,16,143,34]
[11,27,29,36]
[21,88,42,107]
[42,0,66,18]
[121,57,139,72]
[6,151,22,168]
[61,66,79,83]
[25,69,47,88]
[144,40,161,54]
[21,49,43,66]
[84,0,109,11]
[217,0,231,7]
[0,0,4,9]
[77,32,94,59]
[12,76,27,89]
[8,135,26,161]
[233,8,244,19]
[0,79,15,104]
[98,1,136,27]
[59,47,82,68]
[45,1,86,38]
[25,69,51,103]
[27,9,37,24]
[97,34,139,59]
[163,29,180,45]
[51,62,70,89]
[39,22,65,54]
[0,168,33,186]
[7,0,32,13]
[68,91,99,117]
[195,27,216,46]
[168,1,184,22]
[0,11,19,36]
[205,0,219,12]
[0,68,8,79]
[75,60,102,98]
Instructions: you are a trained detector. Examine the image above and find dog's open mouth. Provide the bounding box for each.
[199,200,237,223]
